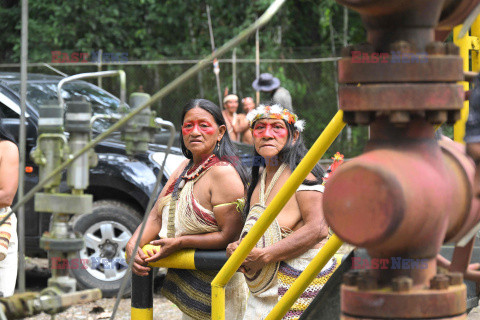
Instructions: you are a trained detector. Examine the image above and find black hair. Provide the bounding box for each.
[179,99,249,190]
[244,105,324,215]
[0,109,16,144]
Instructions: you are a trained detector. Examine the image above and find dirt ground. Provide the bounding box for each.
[22,257,183,320]
[19,257,480,319]
[23,298,480,320]
[471,308,480,320]
[24,295,182,320]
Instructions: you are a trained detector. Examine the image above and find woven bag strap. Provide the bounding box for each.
[259,163,287,205]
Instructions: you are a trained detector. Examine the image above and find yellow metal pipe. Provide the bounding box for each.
[472,18,480,73]
[142,244,196,269]
[211,110,346,320]
[131,307,153,320]
[264,234,344,320]
[211,285,226,320]
[453,24,476,143]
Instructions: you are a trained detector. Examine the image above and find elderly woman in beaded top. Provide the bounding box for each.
[226,104,339,320]
[126,99,248,320]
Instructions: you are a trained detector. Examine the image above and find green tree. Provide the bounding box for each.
[0,0,368,157]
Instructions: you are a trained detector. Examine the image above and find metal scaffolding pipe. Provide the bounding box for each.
[17,0,28,293]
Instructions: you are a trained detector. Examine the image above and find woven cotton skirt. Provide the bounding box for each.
[162,268,247,320]
[243,248,339,320]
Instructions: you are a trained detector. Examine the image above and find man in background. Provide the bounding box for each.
[237,97,255,145]
[222,94,240,141]
[252,73,293,111]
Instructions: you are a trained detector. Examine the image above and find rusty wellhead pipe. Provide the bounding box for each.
[323,0,480,319]
[324,119,480,277]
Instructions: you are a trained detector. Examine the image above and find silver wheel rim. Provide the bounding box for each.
[79,221,131,282]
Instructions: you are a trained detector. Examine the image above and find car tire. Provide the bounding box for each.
[71,200,142,298]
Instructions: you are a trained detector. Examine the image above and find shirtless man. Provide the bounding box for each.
[227,104,337,319]
[236,97,255,145]
[222,94,240,141]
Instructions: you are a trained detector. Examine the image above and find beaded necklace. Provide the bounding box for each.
[167,153,217,238]
[179,154,216,189]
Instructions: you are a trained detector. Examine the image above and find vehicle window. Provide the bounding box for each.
[0,92,30,118]
[0,101,18,118]
[8,81,129,132]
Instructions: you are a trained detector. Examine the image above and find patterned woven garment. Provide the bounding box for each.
[277,253,341,320]
[0,207,12,261]
[162,268,218,320]
[160,163,247,320]
[240,164,286,294]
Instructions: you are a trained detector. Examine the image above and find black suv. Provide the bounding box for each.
[0,72,186,296]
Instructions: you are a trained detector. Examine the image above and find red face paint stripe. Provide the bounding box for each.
[182,120,216,135]
[253,122,288,139]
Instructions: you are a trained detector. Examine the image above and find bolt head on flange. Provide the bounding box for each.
[430,274,450,289]
[343,271,358,286]
[447,272,463,285]
[357,273,378,291]
[392,276,413,292]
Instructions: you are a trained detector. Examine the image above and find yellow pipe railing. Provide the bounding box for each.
[141,244,196,269]
[211,110,346,320]
[473,18,480,73]
[265,234,344,320]
[454,19,480,143]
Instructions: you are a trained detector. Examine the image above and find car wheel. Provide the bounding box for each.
[72,200,142,297]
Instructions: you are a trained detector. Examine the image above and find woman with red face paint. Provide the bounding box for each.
[226,104,339,320]
[126,99,249,320]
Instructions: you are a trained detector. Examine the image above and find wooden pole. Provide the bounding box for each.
[232,48,237,94]
[255,27,260,105]
[206,5,223,107]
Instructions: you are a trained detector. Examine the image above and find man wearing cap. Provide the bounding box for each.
[252,73,293,110]
[222,94,240,141]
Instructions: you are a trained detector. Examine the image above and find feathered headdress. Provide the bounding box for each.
[246,104,305,132]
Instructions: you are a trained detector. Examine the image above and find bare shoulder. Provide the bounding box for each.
[287,166,318,182]
[306,172,317,181]
[295,171,323,200]
[0,140,19,158]
[209,161,243,189]
[209,161,244,205]
[0,140,18,150]
[210,161,240,177]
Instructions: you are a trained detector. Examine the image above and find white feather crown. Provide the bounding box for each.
[246,104,305,132]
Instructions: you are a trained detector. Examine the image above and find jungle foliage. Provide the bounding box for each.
[1,0,372,157]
